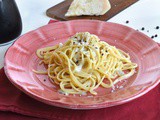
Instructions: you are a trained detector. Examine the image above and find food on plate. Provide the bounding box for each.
[34,32,137,95]
[65,0,111,17]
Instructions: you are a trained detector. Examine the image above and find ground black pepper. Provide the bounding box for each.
[151,36,154,39]
[156,26,159,29]
[141,27,145,30]
[126,20,129,24]
[155,34,158,37]
[75,61,79,64]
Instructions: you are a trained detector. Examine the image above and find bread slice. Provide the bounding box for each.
[65,0,111,17]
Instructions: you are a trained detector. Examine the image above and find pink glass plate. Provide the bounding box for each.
[4,20,160,109]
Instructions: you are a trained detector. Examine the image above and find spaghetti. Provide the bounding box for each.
[35,32,137,95]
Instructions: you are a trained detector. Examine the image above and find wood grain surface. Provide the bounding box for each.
[46,0,139,21]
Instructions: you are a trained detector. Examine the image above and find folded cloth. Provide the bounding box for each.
[0,20,159,120]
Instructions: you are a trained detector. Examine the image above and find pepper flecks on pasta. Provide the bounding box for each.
[34,32,138,95]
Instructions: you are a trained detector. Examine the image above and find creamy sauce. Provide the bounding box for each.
[59,43,63,47]
[75,64,83,72]
[75,48,79,52]
[117,70,125,76]
[58,90,69,96]
[81,92,87,95]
